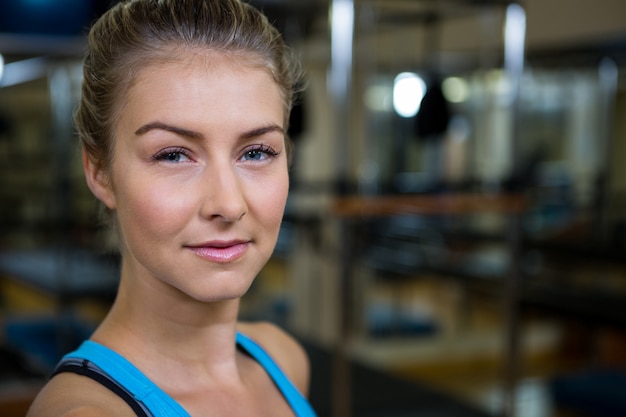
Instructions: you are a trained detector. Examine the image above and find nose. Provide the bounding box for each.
[199,163,247,222]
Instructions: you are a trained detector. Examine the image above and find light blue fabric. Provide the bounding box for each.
[61,331,317,417]
[235,332,317,417]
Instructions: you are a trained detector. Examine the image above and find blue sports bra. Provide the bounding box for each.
[53,332,317,417]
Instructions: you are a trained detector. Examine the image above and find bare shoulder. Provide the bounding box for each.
[27,373,136,417]
[237,321,311,396]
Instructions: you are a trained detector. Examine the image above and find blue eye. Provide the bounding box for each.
[244,150,264,161]
[153,148,191,163]
[242,145,279,162]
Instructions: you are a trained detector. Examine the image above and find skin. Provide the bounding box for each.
[27,51,309,417]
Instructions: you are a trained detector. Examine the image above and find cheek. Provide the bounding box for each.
[252,175,289,230]
[114,174,195,240]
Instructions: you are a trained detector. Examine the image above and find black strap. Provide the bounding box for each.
[53,360,150,417]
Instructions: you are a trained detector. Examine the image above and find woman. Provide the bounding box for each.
[27,0,314,416]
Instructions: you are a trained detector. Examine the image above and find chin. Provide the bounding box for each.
[184,278,255,304]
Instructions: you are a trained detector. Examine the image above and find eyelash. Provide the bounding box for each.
[242,145,280,161]
[151,145,280,163]
[152,147,192,163]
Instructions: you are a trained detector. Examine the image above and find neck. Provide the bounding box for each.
[91,262,244,386]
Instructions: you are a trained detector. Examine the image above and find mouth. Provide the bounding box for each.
[184,240,250,263]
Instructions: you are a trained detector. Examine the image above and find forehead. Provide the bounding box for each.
[132,49,270,86]
[108,49,287,134]
[123,49,281,105]
[117,51,284,132]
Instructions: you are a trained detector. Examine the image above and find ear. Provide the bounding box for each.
[82,148,116,209]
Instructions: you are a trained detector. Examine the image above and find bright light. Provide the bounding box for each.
[0,57,48,88]
[329,0,354,97]
[504,3,526,77]
[442,77,469,103]
[393,72,425,118]
[0,54,4,83]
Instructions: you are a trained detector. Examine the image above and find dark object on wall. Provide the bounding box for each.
[415,79,450,141]
[550,369,626,417]
[0,111,13,136]
[288,97,306,141]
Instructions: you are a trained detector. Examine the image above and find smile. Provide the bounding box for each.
[185,240,250,263]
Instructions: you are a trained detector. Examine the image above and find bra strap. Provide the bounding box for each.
[58,341,191,417]
[53,358,151,417]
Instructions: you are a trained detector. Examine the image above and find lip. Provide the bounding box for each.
[185,240,250,263]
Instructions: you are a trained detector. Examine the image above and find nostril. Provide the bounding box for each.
[200,179,247,223]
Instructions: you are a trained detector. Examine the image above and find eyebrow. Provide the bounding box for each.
[134,121,284,140]
[134,122,203,139]
[240,124,285,139]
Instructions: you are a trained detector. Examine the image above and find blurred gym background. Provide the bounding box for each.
[1,1,626,416]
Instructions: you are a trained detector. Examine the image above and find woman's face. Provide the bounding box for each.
[89,53,289,302]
